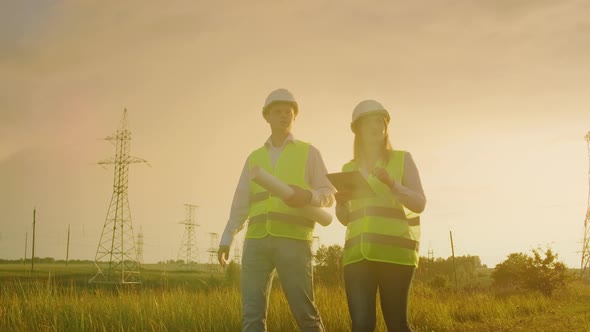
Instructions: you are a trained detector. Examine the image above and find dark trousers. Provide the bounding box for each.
[344,260,415,332]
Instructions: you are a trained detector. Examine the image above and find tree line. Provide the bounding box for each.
[0,258,94,264]
[313,244,573,296]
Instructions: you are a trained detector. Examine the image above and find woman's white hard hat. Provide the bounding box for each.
[351,99,390,131]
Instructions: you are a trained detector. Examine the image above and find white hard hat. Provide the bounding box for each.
[351,99,390,131]
[262,88,298,115]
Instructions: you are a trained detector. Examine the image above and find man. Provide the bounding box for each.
[218,88,334,332]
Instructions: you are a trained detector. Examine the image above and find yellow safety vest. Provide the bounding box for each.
[342,150,421,267]
[246,140,315,241]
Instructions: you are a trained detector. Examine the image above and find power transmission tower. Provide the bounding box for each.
[208,232,219,272]
[581,131,590,278]
[312,236,320,257]
[90,110,147,284]
[177,204,200,270]
[136,226,144,265]
[425,242,434,279]
[233,240,241,264]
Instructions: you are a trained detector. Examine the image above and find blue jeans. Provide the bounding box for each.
[241,236,324,332]
[344,260,415,332]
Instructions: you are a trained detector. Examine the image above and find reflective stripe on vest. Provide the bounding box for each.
[348,206,420,226]
[345,233,419,251]
[342,150,421,267]
[246,140,315,241]
[249,212,315,228]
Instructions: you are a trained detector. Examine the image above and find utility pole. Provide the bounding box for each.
[24,232,28,266]
[66,224,71,267]
[32,208,36,272]
[450,230,458,289]
[581,131,590,278]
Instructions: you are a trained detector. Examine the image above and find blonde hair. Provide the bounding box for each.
[352,117,393,165]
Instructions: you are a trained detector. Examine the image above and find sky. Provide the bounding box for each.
[1,1,589,268]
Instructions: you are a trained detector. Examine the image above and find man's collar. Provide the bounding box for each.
[265,133,296,148]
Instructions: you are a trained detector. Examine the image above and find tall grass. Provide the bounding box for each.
[1,281,243,331]
[1,268,589,331]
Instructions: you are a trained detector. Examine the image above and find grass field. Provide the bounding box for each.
[1,263,589,331]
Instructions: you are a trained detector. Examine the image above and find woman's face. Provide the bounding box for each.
[357,113,387,143]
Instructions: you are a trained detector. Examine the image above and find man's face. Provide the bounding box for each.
[264,103,295,132]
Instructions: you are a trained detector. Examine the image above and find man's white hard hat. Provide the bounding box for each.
[262,88,298,115]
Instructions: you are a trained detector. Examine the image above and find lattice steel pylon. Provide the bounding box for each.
[90,110,147,284]
[233,240,241,264]
[208,232,219,271]
[312,236,320,257]
[136,226,144,265]
[581,131,590,278]
[177,204,200,270]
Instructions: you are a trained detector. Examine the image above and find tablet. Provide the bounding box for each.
[326,171,376,199]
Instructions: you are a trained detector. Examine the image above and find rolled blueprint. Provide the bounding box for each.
[250,166,333,226]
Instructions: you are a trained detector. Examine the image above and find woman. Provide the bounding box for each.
[335,100,426,332]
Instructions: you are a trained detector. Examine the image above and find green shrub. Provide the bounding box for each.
[492,248,571,296]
